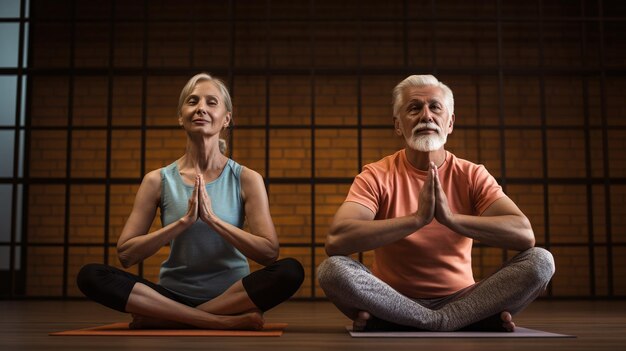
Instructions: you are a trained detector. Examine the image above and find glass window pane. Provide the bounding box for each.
[22,22,28,67]
[0,247,9,270]
[0,185,12,242]
[0,130,14,176]
[20,76,25,126]
[15,184,22,242]
[0,75,17,125]
[0,0,20,17]
[0,246,21,270]
[0,23,19,67]
[17,130,23,177]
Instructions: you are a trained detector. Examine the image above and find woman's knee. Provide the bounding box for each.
[76,263,105,296]
[274,257,305,290]
[76,263,136,312]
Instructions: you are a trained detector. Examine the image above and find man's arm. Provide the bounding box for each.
[325,202,424,256]
[325,164,437,256]
[433,165,535,251]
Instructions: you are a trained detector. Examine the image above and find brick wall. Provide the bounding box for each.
[22,0,626,298]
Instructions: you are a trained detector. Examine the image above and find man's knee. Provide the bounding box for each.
[525,247,556,283]
[317,255,363,293]
[318,256,348,282]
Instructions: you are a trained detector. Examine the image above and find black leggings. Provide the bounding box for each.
[77,258,304,313]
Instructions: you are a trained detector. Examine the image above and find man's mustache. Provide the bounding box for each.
[412,123,442,135]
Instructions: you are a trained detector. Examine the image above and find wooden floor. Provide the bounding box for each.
[1,299,624,351]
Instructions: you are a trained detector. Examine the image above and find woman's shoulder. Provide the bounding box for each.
[239,165,264,185]
[141,168,164,189]
[238,165,266,200]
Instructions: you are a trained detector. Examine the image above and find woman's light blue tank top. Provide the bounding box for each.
[158,159,249,304]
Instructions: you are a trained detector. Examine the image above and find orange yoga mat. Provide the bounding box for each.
[49,322,288,337]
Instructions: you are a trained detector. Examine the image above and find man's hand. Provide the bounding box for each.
[433,163,454,227]
[198,174,217,224]
[414,162,436,226]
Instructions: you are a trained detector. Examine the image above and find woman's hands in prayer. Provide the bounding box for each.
[183,174,218,226]
[198,174,217,224]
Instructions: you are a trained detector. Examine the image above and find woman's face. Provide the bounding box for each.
[178,80,231,135]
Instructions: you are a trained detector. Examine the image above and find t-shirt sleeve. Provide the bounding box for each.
[471,165,506,215]
[345,166,381,215]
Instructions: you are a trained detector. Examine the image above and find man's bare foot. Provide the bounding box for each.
[352,310,515,332]
[352,311,371,331]
[501,311,515,332]
[460,311,516,332]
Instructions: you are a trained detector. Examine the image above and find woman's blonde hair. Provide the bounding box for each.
[177,72,233,115]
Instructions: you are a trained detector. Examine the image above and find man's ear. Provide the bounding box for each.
[447,113,455,134]
[393,116,403,136]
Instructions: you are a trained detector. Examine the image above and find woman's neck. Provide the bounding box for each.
[181,135,226,173]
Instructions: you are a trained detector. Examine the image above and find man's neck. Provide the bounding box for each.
[404,147,447,171]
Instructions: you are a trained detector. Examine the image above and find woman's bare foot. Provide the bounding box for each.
[129,313,191,329]
[129,311,265,330]
[222,311,265,330]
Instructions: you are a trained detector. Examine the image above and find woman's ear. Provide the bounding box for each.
[223,112,232,129]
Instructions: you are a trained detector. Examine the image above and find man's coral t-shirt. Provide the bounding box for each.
[345,149,505,298]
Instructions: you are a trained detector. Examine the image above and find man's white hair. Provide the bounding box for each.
[391,75,454,117]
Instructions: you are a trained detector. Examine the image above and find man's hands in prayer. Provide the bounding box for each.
[414,162,454,228]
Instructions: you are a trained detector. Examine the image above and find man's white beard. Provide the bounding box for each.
[406,123,447,152]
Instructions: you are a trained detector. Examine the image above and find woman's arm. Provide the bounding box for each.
[116,170,199,268]
[198,168,279,266]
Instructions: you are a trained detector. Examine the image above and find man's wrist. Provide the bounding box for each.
[413,213,429,229]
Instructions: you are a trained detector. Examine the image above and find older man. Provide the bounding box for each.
[317,75,555,332]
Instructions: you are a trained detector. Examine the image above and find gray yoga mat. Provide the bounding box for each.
[347,326,575,338]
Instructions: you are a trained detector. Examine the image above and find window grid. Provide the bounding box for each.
[2,0,625,299]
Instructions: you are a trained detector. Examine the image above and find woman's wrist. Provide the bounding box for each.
[201,212,219,226]
[179,215,196,228]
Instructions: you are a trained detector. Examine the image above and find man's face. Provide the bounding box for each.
[394,85,454,152]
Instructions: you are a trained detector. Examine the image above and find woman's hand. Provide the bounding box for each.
[198,174,217,224]
[182,175,200,226]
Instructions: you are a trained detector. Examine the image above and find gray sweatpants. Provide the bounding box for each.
[317,247,555,331]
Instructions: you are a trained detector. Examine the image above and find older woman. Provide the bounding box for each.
[77,73,304,330]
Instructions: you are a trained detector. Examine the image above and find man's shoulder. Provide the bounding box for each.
[447,152,485,174]
[363,149,404,173]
